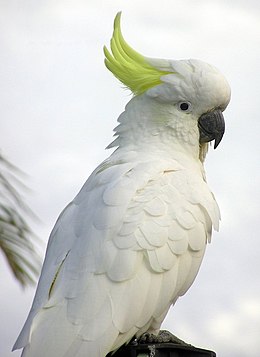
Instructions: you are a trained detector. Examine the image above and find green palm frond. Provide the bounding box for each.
[0,153,41,287]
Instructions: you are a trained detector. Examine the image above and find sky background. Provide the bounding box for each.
[1,0,260,356]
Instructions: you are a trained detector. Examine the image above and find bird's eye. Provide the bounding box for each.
[178,101,192,112]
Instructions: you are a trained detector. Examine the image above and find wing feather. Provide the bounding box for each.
[14,156,220,356]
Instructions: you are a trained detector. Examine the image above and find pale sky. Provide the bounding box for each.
[1,1,260,356]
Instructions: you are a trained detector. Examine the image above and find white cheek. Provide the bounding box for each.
[175,122,199,146]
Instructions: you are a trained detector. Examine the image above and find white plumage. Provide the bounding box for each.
[13,12,230,357]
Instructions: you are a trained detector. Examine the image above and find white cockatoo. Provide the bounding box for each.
[13,12,231,357]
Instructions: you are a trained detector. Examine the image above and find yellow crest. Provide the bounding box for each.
[104,12,172,95]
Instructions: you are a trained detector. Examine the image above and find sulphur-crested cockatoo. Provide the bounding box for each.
[13,12,231,357]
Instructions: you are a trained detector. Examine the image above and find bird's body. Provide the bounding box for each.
[14,13,230,357]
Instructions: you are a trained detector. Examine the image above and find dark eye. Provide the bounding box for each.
[178,101,192,112]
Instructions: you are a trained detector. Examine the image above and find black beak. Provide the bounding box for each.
[198,109,225,149]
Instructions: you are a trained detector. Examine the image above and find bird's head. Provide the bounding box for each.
[104,12,231,160]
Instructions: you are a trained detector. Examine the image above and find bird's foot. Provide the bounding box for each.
[136,330,192,346]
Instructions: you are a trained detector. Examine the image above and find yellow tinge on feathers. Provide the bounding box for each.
[104,12,173,95]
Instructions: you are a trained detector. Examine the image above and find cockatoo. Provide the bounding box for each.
[13,12,231,357]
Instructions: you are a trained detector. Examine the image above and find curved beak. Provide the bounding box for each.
[198,109,225,149]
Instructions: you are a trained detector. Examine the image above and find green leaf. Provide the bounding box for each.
[0,154,41,287]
